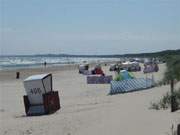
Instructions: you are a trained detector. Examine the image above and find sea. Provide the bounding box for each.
[0,55,120,70]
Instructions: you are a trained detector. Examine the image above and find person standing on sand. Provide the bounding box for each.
[44,61,47,67]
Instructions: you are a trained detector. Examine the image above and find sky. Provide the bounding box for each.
[0,0,180,55]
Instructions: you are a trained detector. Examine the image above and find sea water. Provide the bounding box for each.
[0,55,120,70]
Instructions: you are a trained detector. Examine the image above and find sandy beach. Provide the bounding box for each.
[0,63,180,135]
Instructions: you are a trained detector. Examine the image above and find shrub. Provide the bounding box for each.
[150,88,180,110]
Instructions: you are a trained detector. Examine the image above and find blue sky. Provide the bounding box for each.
[1,0,180,55]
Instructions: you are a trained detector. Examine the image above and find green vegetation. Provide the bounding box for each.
[164,55,180,112]
[150,88,180,110]
[164,55,180,81]
[150,54,180,111]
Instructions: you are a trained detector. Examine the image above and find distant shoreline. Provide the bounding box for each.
[0,56,120,71]
[0,60,115,72]
[1,49,179,58]
[0,49,179,71]
[0,61,116,82]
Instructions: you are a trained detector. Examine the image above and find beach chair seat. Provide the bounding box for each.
[23,74,60,116]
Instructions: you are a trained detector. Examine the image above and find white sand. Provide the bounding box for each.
[0,64,180,135]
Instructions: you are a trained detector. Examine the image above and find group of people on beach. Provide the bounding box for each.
[79,64,105,76]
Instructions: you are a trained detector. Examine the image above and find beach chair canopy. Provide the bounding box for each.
[95,64,101,68]
[92,65,104,75]
[79,64,89,70]
[24,74,52,105]
[143,63,159,73]
[121,61,141,71]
